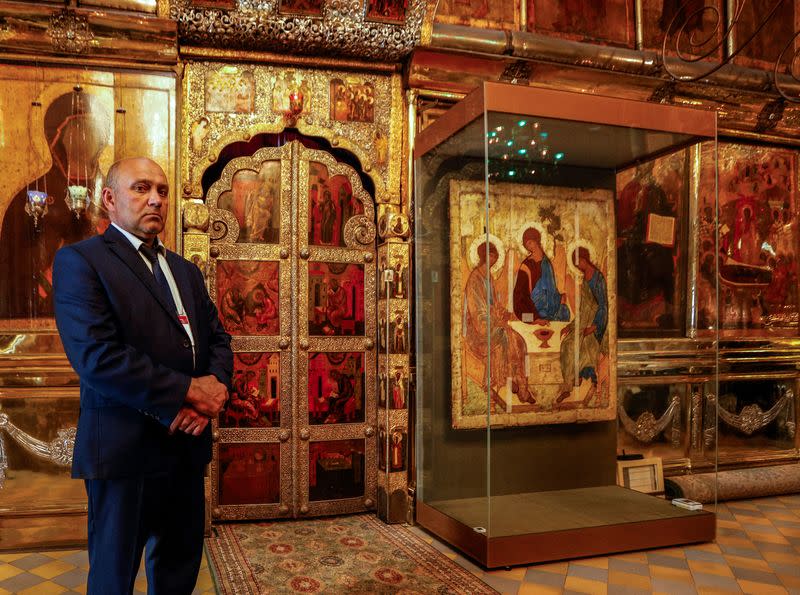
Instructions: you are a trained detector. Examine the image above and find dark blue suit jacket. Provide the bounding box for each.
[54,224,232,479]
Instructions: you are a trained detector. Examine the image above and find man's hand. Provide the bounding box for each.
[186,375,229,417]
[169,406,209,436]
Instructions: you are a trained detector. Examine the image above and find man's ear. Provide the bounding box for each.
[101,187,114,213]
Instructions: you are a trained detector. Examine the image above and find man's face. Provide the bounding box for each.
[525,238,543,259]
[103,158,168,242]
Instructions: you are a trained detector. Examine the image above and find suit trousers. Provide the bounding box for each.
[84,468,205,595]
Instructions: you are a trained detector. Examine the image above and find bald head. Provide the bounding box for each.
[105,157,164,194]
[102,157,169,244]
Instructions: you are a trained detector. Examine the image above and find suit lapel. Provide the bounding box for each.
[103,226,184,332]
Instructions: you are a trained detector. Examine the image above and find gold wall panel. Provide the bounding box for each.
[182,62,403,207]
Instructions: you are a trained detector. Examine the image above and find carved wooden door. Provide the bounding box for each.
[204,141,377,520]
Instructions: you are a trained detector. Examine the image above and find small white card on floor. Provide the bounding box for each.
[672,498,703,511]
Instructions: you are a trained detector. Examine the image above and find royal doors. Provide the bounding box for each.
[204,141,377,519]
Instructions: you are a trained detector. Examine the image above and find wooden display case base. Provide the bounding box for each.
[417,485,716,568]
[0,510,87,552]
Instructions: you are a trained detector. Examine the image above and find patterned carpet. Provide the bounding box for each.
[206,513,498,594]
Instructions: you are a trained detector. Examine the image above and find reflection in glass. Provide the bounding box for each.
[717,380,795,453]
[308,262,364,336]
[616,150,687,336]
[618,383,686,460]
[308,161,363,246]
[308,352,364,425]
[219,443,280,505]
[0,90,111,321]
[217,161,280,243]
[309,439,365,501]
[699,143,798,332]
[221,352,280,428]
[217,260,280,335]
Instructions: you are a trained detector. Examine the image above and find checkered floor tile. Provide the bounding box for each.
[1,495,799,593]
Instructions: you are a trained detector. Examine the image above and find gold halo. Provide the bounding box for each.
[468,233,505,274]
[565,240,597,276]
[517,221,554,259]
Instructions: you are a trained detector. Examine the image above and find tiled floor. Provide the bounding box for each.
[1,494,799,594]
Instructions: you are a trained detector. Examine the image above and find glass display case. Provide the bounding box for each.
[413,82,718,567]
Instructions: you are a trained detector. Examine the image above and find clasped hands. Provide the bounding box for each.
[169,375,229,436]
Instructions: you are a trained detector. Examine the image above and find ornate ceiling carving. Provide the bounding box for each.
[168,0,435,62]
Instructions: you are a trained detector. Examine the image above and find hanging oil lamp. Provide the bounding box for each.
[25,91,49,229]
[64,84,91,216]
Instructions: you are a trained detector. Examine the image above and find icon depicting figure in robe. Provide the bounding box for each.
[464,241,534,404]
[557,247,608,405]
[513,227,570,325]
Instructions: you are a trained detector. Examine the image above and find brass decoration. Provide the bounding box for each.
[378,208,410,239]
[618,394,681,444]
[690,388,702,450]
[704,392,716,449]
[711,390,794,436]
[181,63,403,206]
[203,141,378,521]
[168,0,430,61]
[183,201,210,232]
[48,8,94,54]
[0,412,75,487]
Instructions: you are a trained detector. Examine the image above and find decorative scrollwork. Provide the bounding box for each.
[168,0,428,62]
[344,215,376,246]
[209,208,239,243]
[0,412,76,488]
[712,389,794,435]
[690,389,702,450]
[618,394,681,444]
[786,389,796,438]
[662,1,800,102]
[183,201,210,233]
[48,8,94,54]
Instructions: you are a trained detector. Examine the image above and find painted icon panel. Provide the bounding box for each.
[217,162,280,244]
[697,142,799,333]
[616,150,688,336]
[450,180,616,428]
[216,260,280,335]
[221,352,280,428]
[308,351,365,425]
[308,262,365,336]
[308,439,365,501]
[527,0,635,47]
[308,161,364,247]
[204,67,255,114]
[218,443,280,505]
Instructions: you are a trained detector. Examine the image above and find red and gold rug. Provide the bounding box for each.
[206,514,498,594]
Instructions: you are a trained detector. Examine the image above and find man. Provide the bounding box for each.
[53,157,233,595]
[513,227,569,324]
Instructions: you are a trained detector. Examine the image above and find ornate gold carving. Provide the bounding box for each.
[197,137,378,522]
[690,389,702,451]
[183,201,210,232]
[713,390,794,436]
[618,394,680,444]
[48,8,94,54]
[378,208,410,239]
[181,64,402,205]
[168,0,429,62]
[0,412,75,487]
